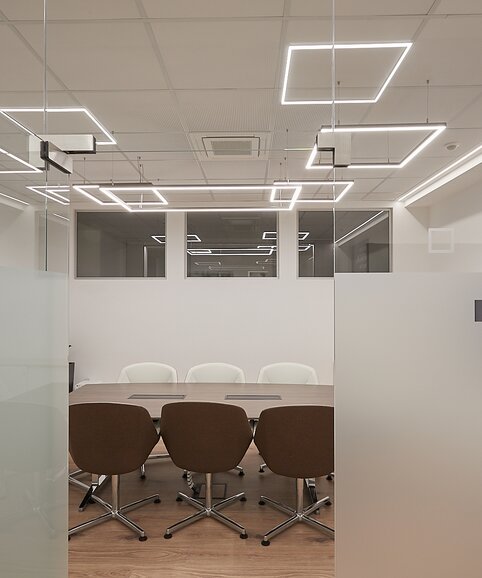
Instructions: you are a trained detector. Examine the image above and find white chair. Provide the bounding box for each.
[118,362,177,479]
[257,362,318,385]
[118,362,177,383]
[185,363,245,384]
[184,362,246,481]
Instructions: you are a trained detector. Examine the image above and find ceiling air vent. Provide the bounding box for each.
[190,133,270,161]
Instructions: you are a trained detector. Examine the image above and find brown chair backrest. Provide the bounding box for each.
[69,403,159,475]
[254,405,334,479]
[160,402,252,474]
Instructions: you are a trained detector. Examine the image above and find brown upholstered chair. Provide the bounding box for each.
[69,403,161,541]
[254,405,334,546]
[160,402,252,539]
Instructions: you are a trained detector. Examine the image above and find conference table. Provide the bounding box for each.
[69,381,334,506]
[68,381,334,418]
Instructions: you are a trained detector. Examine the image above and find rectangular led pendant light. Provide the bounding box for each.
[0,107,116,145]
[305,124,446,170]
[282,42,412,105]
[273,180,354,202]
[27,185,70,205]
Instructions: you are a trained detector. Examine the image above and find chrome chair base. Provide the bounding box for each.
[69,474,160,541]
[164,472,247,539]
[259,478,334,546]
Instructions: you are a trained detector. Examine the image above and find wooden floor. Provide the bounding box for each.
[68,440,334,578]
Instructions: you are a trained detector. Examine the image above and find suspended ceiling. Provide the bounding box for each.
[0,0,481,213]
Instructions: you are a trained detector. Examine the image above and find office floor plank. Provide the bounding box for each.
[69,441,334,578]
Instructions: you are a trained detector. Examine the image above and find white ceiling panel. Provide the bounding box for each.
[363,86,482,126]
[17,21,168,91]
[0,0,140,20]
[0,91,77,107]
[114,132,194,155]
[434,1,482,15]
[345,178,384,193]
[201,160,268,180]
[151,20,282,89]
[141,0,285,19]
[72,90,184,133]
[285,17,422,44]
[74,159,140,182]
[450,92,482,129]
[0,24,63,91]
[372,177,421,193]
[141,159,205,182]
[177,89,273,132]
[363,191,404,201]
[289,0,434,17]
[395,17,482,86]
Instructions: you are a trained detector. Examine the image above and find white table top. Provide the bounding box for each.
[69,382,334,420]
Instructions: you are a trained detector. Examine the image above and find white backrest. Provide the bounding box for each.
[117,362,177,383]
[185,363,245,383]
[257,362,319,385]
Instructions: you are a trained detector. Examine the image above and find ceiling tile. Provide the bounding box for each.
[141,159,205,182]
[285,17,422,44]
[141,0,285,18]
[395,16,482,86]
[0,0,140,20]
[289,0,434,17]
[201,160,268,180]
[151,20,282,89]
[0,24,63,91]
[71,90,184,133]
[372,177,421,193]
[434,0,482,15]
[16,21,168,90]
[177,89,273,132]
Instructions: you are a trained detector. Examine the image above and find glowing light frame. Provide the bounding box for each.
[0,146,42,174]
[282,42,412,105]
[74,184,301,212]
[305,124,446,170]
[0,107,116,145]
[273,179,354,202]
[26,185,70,205]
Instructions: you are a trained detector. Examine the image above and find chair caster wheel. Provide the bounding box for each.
[258,500,265,505]
[326,475,333,481]
[325,500,332,506]
[139,535,147,542]
[154,498,161,504]
[182,472,187,479]
[238,470,245,476]
[176,496,182,502]
[259,467,265,473]
[240,496,247,502]
[261,539,270,546]
[240,533,248,539]
[164,533,172,539]
[140,475,146,480]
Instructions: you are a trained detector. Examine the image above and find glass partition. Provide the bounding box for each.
[0,2,68,576]
[76,212,166,278]
[333,7,482,578]
[186,212,278,277]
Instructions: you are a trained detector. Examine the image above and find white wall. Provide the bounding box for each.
[426,179,482,271]
[69,209,335,384]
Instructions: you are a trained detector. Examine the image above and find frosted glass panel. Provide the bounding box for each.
[335,273,482,578]
[0,266,68,578]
